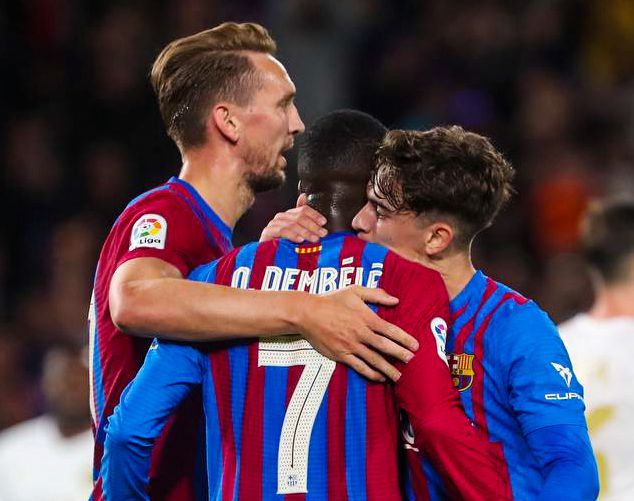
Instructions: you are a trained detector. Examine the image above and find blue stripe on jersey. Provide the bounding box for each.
[402,460,415,501]
[203,356,224,501]
[189,261,218,283]
[345,370,367,500]
[228,244,258,500]
[361,242,389,314]
[90,272,106,443]
[170,177,233,243]
[305,237,346,500]
[421,457,445,501]
[262,242,298,499]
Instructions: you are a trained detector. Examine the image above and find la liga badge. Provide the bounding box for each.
[129,214,167,250]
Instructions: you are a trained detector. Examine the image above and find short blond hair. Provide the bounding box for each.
[150,22,277,149]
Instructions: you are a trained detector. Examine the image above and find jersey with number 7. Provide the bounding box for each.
[101,232,512,500]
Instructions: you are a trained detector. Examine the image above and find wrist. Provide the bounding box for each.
[282,291,311,335]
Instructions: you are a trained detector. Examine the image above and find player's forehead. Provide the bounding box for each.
[366,180,395,211]
[248,52,296,95]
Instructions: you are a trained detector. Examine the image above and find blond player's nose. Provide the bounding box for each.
[290,104,305,135]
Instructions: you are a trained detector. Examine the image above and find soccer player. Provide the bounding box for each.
[351,127,599,500]
[270,126,600,499]
[89,23,416,501]
[102,110,511,500]
[559,199,634,500]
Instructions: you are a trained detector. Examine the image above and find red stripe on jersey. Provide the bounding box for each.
[366,382,400,499]
[210,350,237,501]
[340,235,366,263]
[238,344,264,501]
[249,240,279,289]
[453,279,498,353]
[326,368,348,501]
[405,452,431,501]
[471,289,518,436]
[451,304,468,323]
[208,249,240,501]
[236,242,279,501]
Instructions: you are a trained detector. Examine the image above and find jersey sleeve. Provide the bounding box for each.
[525,424,599,499]
[497,303,588,435]
[100,339,204,500]
[114,192,209,277]
[378,254,512,500]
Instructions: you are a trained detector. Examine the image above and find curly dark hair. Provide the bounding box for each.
[372,126,515,247]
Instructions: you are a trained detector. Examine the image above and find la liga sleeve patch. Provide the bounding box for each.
[129,214,167,250]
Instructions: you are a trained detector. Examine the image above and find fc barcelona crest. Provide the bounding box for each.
[447,353,475,392]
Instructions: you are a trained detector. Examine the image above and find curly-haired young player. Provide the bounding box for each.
[351,127,598,500]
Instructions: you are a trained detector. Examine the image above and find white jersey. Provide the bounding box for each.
[0,415,92,501]
[559,313,634,501]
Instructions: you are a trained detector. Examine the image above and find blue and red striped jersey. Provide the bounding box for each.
[407,270,587,500]
[103,233,511,500]
[89,177,233,500]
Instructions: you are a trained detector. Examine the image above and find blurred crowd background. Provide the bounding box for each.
[1,0,633,438]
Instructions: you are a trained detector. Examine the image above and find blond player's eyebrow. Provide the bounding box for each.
[278,91,295,106]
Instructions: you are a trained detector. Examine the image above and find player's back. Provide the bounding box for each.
[189,231,448,500]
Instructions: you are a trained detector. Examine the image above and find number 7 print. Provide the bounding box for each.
[258,336,336,494]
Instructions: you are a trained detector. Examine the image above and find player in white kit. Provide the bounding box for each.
[560,199,634,500]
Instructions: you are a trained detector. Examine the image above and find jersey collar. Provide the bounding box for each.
[169,177,233,243]
[450,269,486,314]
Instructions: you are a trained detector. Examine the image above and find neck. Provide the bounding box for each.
[410,247,475,300]
[179,143,253,229]
[306,191,362,235]
[589,282,634,319]
[324,213,352,234]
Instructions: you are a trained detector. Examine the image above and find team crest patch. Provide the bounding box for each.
[129,214,167,251]
[448,352,475,392]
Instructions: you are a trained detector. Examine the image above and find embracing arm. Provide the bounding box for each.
[101,340,203,500]
[110,257,417,381]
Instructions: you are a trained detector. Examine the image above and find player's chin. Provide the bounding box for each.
[248,169,285,194]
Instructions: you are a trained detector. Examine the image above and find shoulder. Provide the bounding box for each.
[383,250,446,293]
[491,281,550,327]
[378,250,448,316]
[121,184,192,221]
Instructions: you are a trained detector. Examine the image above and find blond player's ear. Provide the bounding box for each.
[296,193,308,208]
[210,104,239,143]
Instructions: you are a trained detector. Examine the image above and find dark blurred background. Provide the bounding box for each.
[1,0,633,431]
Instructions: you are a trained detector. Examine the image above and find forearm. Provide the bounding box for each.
[526,425,599,500]
[113,277,307,341]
